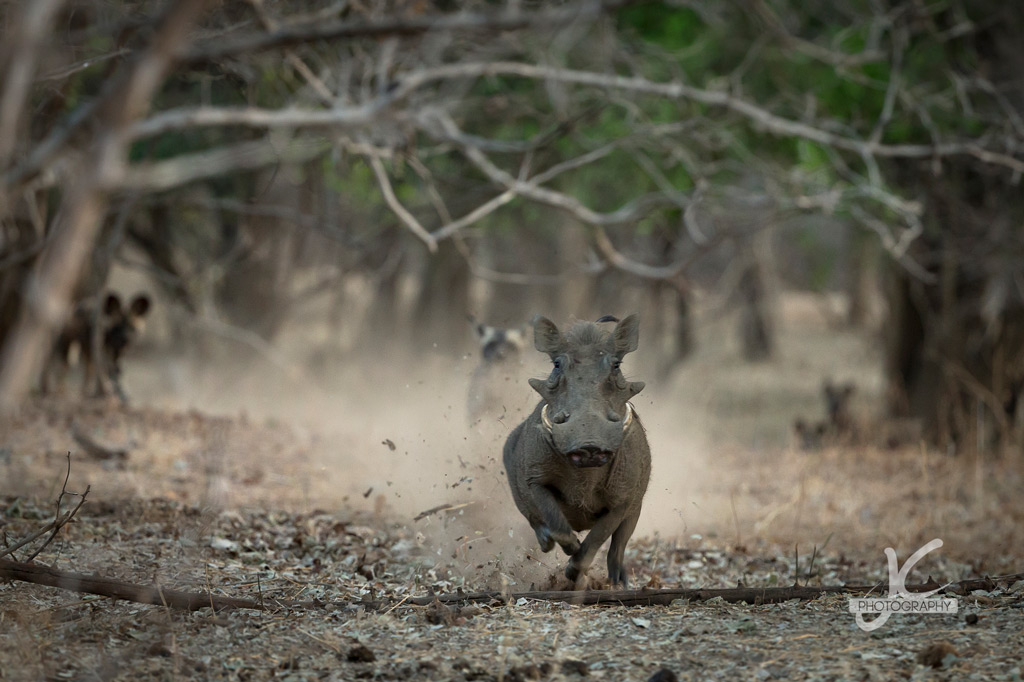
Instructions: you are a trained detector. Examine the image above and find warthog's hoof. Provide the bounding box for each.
[607,564,630,587]
[534,526,555,553]
[558,535,581,557]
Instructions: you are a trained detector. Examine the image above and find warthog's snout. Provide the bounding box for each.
[541,403,636,467]
[566,445,612,468]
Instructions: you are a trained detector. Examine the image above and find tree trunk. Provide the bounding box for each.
[883,175,1024,454]
[737,233,775,362]
[413,238,470,353]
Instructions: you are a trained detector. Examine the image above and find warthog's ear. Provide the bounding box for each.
[610,314,640,358]
[533,315,566,358]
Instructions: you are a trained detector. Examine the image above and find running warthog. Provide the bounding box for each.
[503,314,650,586]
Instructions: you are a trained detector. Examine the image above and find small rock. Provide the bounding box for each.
[648,668,679,682]
[347,644,376,663]
[209,537,239,552]
[561,659,589,676]
[917,641,958,669]
[508,662,554,681]
[965,613,979,625]
[146,640,174,657]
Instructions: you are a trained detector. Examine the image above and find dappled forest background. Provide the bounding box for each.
[2,0,1024,455]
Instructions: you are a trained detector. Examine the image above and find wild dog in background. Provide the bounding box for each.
[793,380,856,450]
[793,380,921,450]
[466,318,530,426]
[41,292,151,402]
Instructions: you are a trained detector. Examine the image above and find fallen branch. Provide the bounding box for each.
[3,552,1019,613]
[0,557,280,611]
[359,572,1024,609]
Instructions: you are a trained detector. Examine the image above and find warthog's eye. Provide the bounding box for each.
[611,359,621,372]
[553,359,562,371]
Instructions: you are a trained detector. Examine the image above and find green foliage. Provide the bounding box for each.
[616,3,733,82]
[617,3,705,51]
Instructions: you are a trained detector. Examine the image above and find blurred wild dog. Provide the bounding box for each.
[466,318,530,426]
[793,380,922,450]
[793,380,857,450]
[41,292,151,402]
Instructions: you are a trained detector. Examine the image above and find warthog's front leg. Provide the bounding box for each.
[564,507,628,584]
[607,505,642,587]
[527,483,580,556]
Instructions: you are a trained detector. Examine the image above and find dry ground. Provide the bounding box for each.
[2,293,1023,680]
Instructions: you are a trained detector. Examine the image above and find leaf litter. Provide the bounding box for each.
[1,400,1023,680]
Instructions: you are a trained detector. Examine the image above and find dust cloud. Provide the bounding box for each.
[115,309,720,589]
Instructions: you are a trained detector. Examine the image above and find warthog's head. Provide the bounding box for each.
[528,314,644,468]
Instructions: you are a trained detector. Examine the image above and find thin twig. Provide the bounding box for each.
[23,455,91,562]
[368,154,437,252]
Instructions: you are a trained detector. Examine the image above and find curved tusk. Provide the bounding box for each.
[623,402,635,430]
[540,404,554,433]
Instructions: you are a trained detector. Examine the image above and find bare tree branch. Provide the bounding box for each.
[0,0,213,411]
[120,137,331,191]
[368,154,438,252]
[426,110,689,227]
[0,0,65,172]
[399,61,1024,175]
[129,105,387,140]
[178,1,616,67]
[36,49,131,83]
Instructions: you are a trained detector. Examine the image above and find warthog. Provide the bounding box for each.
[41,292,151,402]
[466,319,529,425]
[503,314,650,586]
